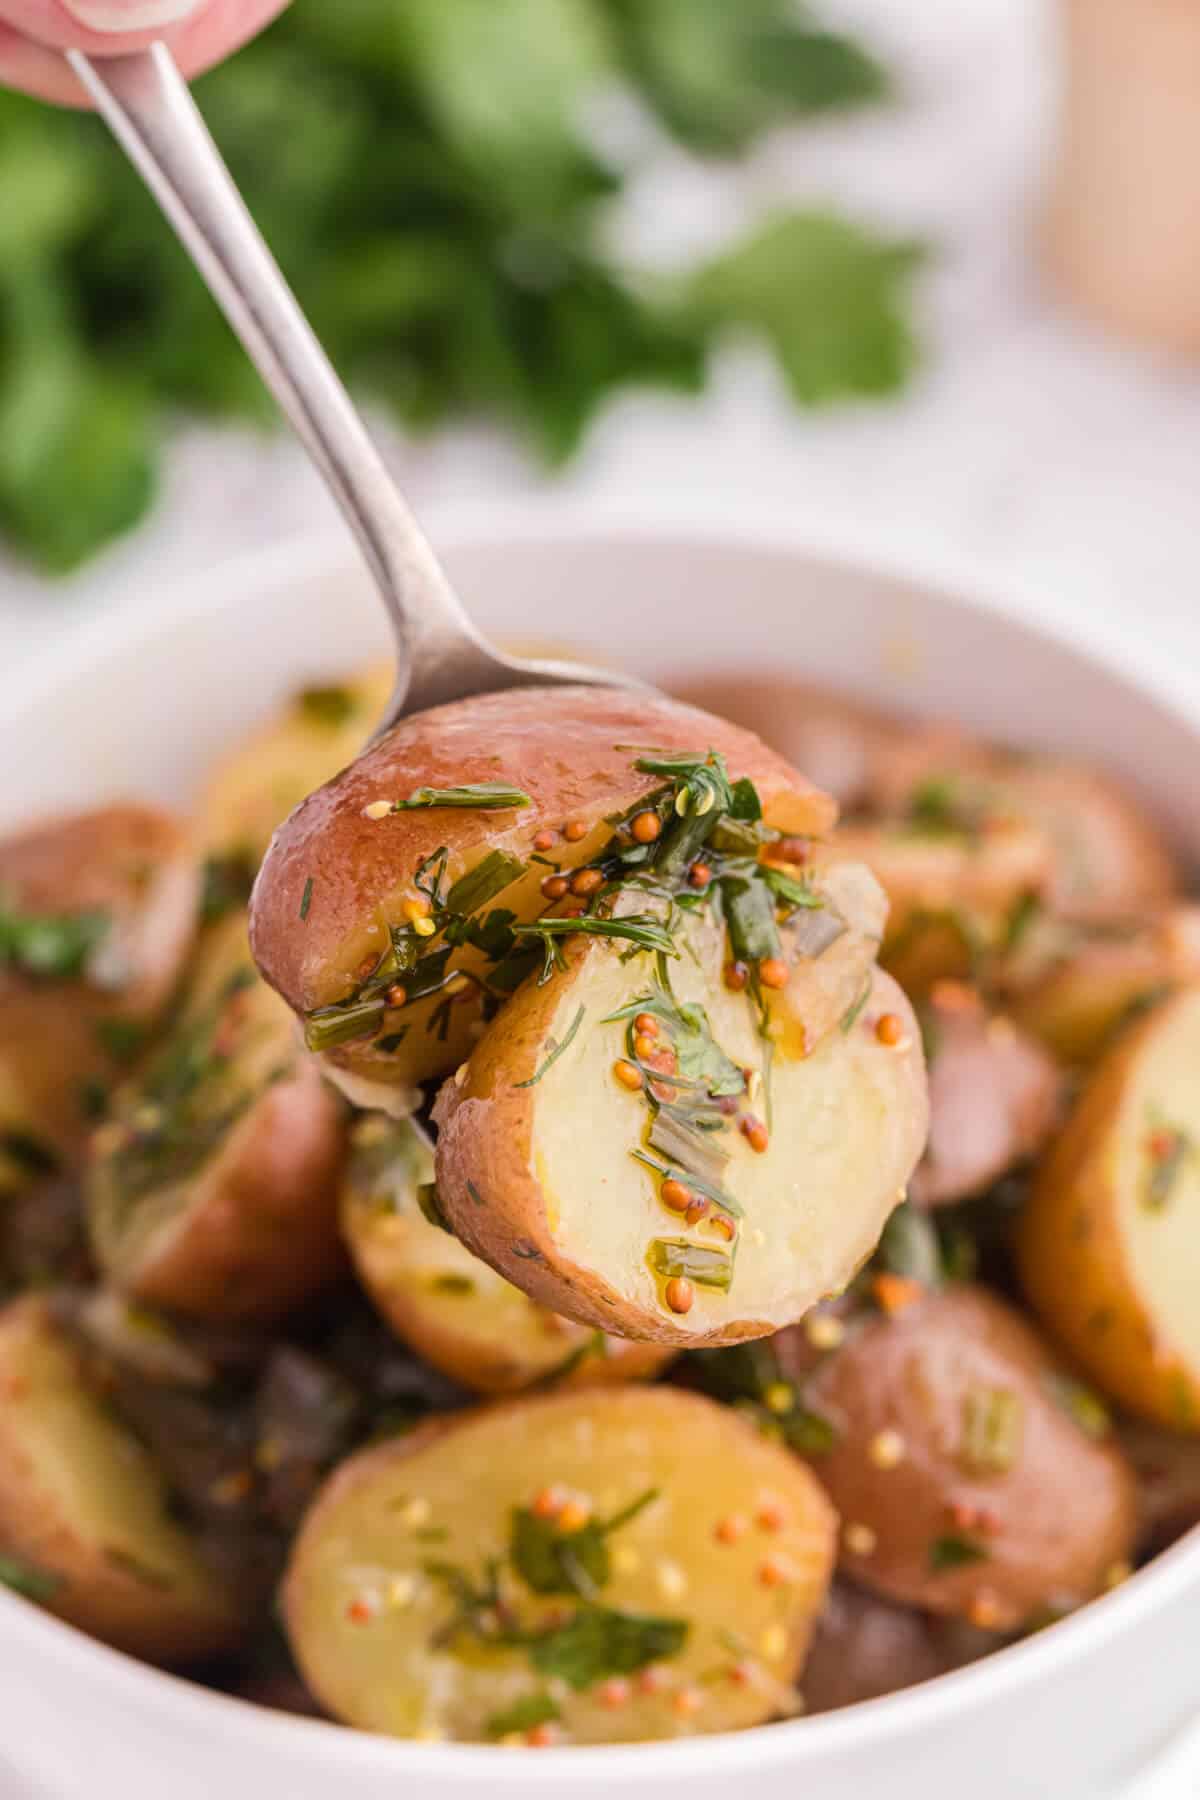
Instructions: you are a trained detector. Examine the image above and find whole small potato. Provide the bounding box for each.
[0,805,199,1167]
[250,685,835,1109]
[342,1115,673,1393]
[197,661,393,867]
[1018,986,1200,1431]
[910,986,1062,1207]
[282,1386,837,1743]
[88,911,346,1321]
[787,1285,1137,1629]
[0,1296,244,1664]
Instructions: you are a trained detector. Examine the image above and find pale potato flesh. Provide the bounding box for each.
[0,1297,243,1663]
[435,905,928,1346]
[282,1387,836,1744]
[342,1117,672,1393]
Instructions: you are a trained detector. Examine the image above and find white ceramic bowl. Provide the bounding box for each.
[1,510,1198,1800]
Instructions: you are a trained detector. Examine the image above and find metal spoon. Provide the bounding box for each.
[66,42,632,730]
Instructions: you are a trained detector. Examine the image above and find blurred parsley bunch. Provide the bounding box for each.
[0,0,923,572]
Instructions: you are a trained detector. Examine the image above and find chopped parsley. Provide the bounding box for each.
[0,898,110,981]
[485,1694,561,1739]
[530,1606,687,1690]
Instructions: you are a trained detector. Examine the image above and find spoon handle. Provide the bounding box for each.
[67,42,498,716]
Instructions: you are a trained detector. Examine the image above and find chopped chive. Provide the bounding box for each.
[304,995,385,1051]
[648,1237,734,1292]
[299,877,314,922]
[445,850,525,918]
[515,1005,586,1088]
[388,784,532,812]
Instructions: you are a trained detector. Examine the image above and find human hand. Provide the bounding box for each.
[0,0,288,105]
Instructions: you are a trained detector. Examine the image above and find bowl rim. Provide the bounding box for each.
[1,498,1197,1780]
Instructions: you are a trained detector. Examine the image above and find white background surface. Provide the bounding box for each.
[1,0,1199,662]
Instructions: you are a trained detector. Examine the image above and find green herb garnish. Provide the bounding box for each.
[513,913,677,984]
[876,1203,942,1289]
[529,1606,687,1690]
[444,850,525,917]
[304,995,386,1052]
[299,877,314,921]
[0,899,109,981]
[199,851,255,923]
[960,1385,1024,1474]
[485,1694,562,1740]
[0,1555,60,1602]
[648,1237,734,1292]
[95,1017,148,1064]
[515,1004,586,1089]
[928,1533,990,1572]
[385,784,532,812]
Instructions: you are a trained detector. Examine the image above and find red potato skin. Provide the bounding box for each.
[910,993,1063,1207]
[0,806,199,1160]
[113,1063,347,1322]
[800,1579,994,1714]
[249,685,836,1026]
[786,1286,1138,1628]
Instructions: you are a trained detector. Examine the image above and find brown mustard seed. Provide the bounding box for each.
[564,820,588,842]
[724,960,749,992]
[541,874,569,900]
[688,862,712,888]
[715,1514,748,1545]
[673,1689,702,1719]
[598,1678,631,1709]
[525,1724,558,1748]
[665,1277,694,1315]
[532,1485,566,1520]
[684,1199,710,1226]
[385,984,408,1009]
[637,1666,668,1696]
[709,1214,736,1241]
[557,1498,591,1533]
[570,867,604,897]
[741,1116,769,1154]
[533,829,556,852]
[875,1012,906,1047]
[630,810,662,844]
[759,957,789,990]
[758,1555,793,1589]
[633,1033,657,1061]
[661,1178,693,1213]
[756,1500,787,1533]
[614,1060,643,1091]
[634,1013,659,1037]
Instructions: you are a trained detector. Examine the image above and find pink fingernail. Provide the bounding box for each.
[63,0,199,30]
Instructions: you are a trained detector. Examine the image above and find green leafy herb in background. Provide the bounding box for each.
[0,0,921,571]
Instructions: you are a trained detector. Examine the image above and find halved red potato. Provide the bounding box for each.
[0,805,199,1166]
[1011,906,1200,1065]
[670,676,906,811]
[282,1386,837,1744]
[1018,986,1200,1431]
[801,1580,994,1715]
[910,985,1062,1207]
[433,895,928,1346]
[828,820,1052,996]
[341,1115,673,1393]
[789,1285,1137,1628]
[197,661,393,866]
[88,911,346,1321]
[0,1296,244,1663]
[250,686,836,1109]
